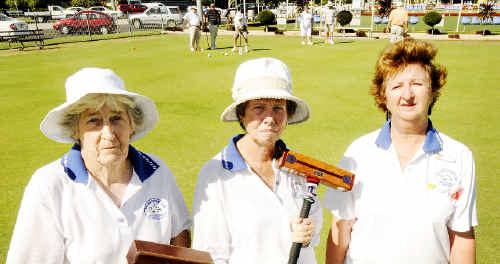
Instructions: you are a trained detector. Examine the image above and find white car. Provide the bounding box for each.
[0,13,29,38]
[129,6,182,29]
[65,7,85,16]
[143,2,166,8]
[88,6,123,19]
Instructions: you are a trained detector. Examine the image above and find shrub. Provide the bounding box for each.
[336,10,353,26]
[423,11,442,34]
[356,30,367,37]
[426,28,441,35]
[256,10,275,31]
[476,29,492,35]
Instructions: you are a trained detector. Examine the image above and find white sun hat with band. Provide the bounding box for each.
[40,67,159,144]
[220,57,310,124]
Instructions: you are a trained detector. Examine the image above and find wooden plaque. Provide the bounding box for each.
[128,240,213,264]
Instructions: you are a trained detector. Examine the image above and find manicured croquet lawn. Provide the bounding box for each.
[0,34,498,263]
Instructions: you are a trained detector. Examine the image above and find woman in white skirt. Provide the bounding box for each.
[300,6,313,45]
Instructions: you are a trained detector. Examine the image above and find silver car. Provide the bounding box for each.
[0,13,29,39]
[129,6,182,29]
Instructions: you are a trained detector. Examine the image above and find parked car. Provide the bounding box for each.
[24,5,72,22]
[65,7,85,16]
[118,0,147,13]
[88,6,123,19]
[129,6,182,28]
[143,2,166,8]
[0,13,29,39]
[53,10,116,35]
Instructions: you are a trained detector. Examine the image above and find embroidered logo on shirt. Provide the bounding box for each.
[144,198,168,221]
[435,168,458,193]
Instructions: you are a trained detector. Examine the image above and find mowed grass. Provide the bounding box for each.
[0,35,498,263]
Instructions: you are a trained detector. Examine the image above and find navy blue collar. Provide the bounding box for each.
[61,144,159,184]
[220,134,287,171]
[375,119,442,154]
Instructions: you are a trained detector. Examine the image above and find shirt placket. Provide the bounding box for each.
[92,180,134,258]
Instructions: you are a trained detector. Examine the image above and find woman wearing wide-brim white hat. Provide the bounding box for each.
[7,68,191,263]
[192,58,322,263]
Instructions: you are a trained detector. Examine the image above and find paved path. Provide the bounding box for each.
[168,29,500,41]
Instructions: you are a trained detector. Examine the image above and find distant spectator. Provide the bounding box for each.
[323,1,337,45]
[232,9,249,54]
[300,6,313,45]
[387,2,408,43]
[184,6,202,52]
[205,3,221,50]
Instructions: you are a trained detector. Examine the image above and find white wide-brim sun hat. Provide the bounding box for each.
[220,57,310,124]
[40,67,159,144]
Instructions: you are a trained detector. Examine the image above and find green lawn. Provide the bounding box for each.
[0,35,498,263]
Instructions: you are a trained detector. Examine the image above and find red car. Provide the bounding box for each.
[118,1,147,13]
[53,10,116,35]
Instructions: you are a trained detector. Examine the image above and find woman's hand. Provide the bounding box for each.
[290,218,314,246]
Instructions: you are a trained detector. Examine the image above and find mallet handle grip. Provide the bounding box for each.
[288,196,314,264]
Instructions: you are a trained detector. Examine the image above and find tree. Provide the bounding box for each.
[423,11,442,35]
[478,1,495,35]
[336,10,352,27]
[71,0,101,8]
[377,0,391,18]
[256,10,275,31]
[6,0,29,10]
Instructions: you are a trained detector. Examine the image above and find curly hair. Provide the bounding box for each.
[370,38,447,115]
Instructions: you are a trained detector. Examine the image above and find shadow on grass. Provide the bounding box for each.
[250,48,271,52]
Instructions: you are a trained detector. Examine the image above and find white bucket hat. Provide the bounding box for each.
[40,67,159,143]
[220,57,310,124]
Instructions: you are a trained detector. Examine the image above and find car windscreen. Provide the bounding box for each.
[168,8,180,14]
[0,14,13,21]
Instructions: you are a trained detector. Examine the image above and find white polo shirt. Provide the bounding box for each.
[192,135,322,264]
[233,12,247,29]
[300,12,313,27]
[323,120,478,264]
[7,145,191,264]
[184,11,201,27]
[324,8,336,25]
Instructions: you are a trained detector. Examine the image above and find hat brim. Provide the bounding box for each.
[40,91,159,144]
[220,88,310,124]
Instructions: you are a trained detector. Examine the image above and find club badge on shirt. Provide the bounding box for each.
[427,168,462,201]
[144,197,168,221]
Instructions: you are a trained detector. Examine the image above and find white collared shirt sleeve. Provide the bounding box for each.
[160,163,192,238]
[448,147,478,232]
[192,160,231,264]
[323,144,357,220]
[7,168,65,264]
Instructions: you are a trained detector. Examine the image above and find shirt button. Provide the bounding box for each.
[118,217,125,223]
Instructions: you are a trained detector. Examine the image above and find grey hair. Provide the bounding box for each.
[60,94,144,142]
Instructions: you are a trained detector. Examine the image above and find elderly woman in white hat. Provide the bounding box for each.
[7,68,191,263]
[192,58,322,263]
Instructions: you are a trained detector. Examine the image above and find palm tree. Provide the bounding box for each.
[478,1,495,35]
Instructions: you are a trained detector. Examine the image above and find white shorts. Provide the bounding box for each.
[325,23,335,33]
[300,24,312,37]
